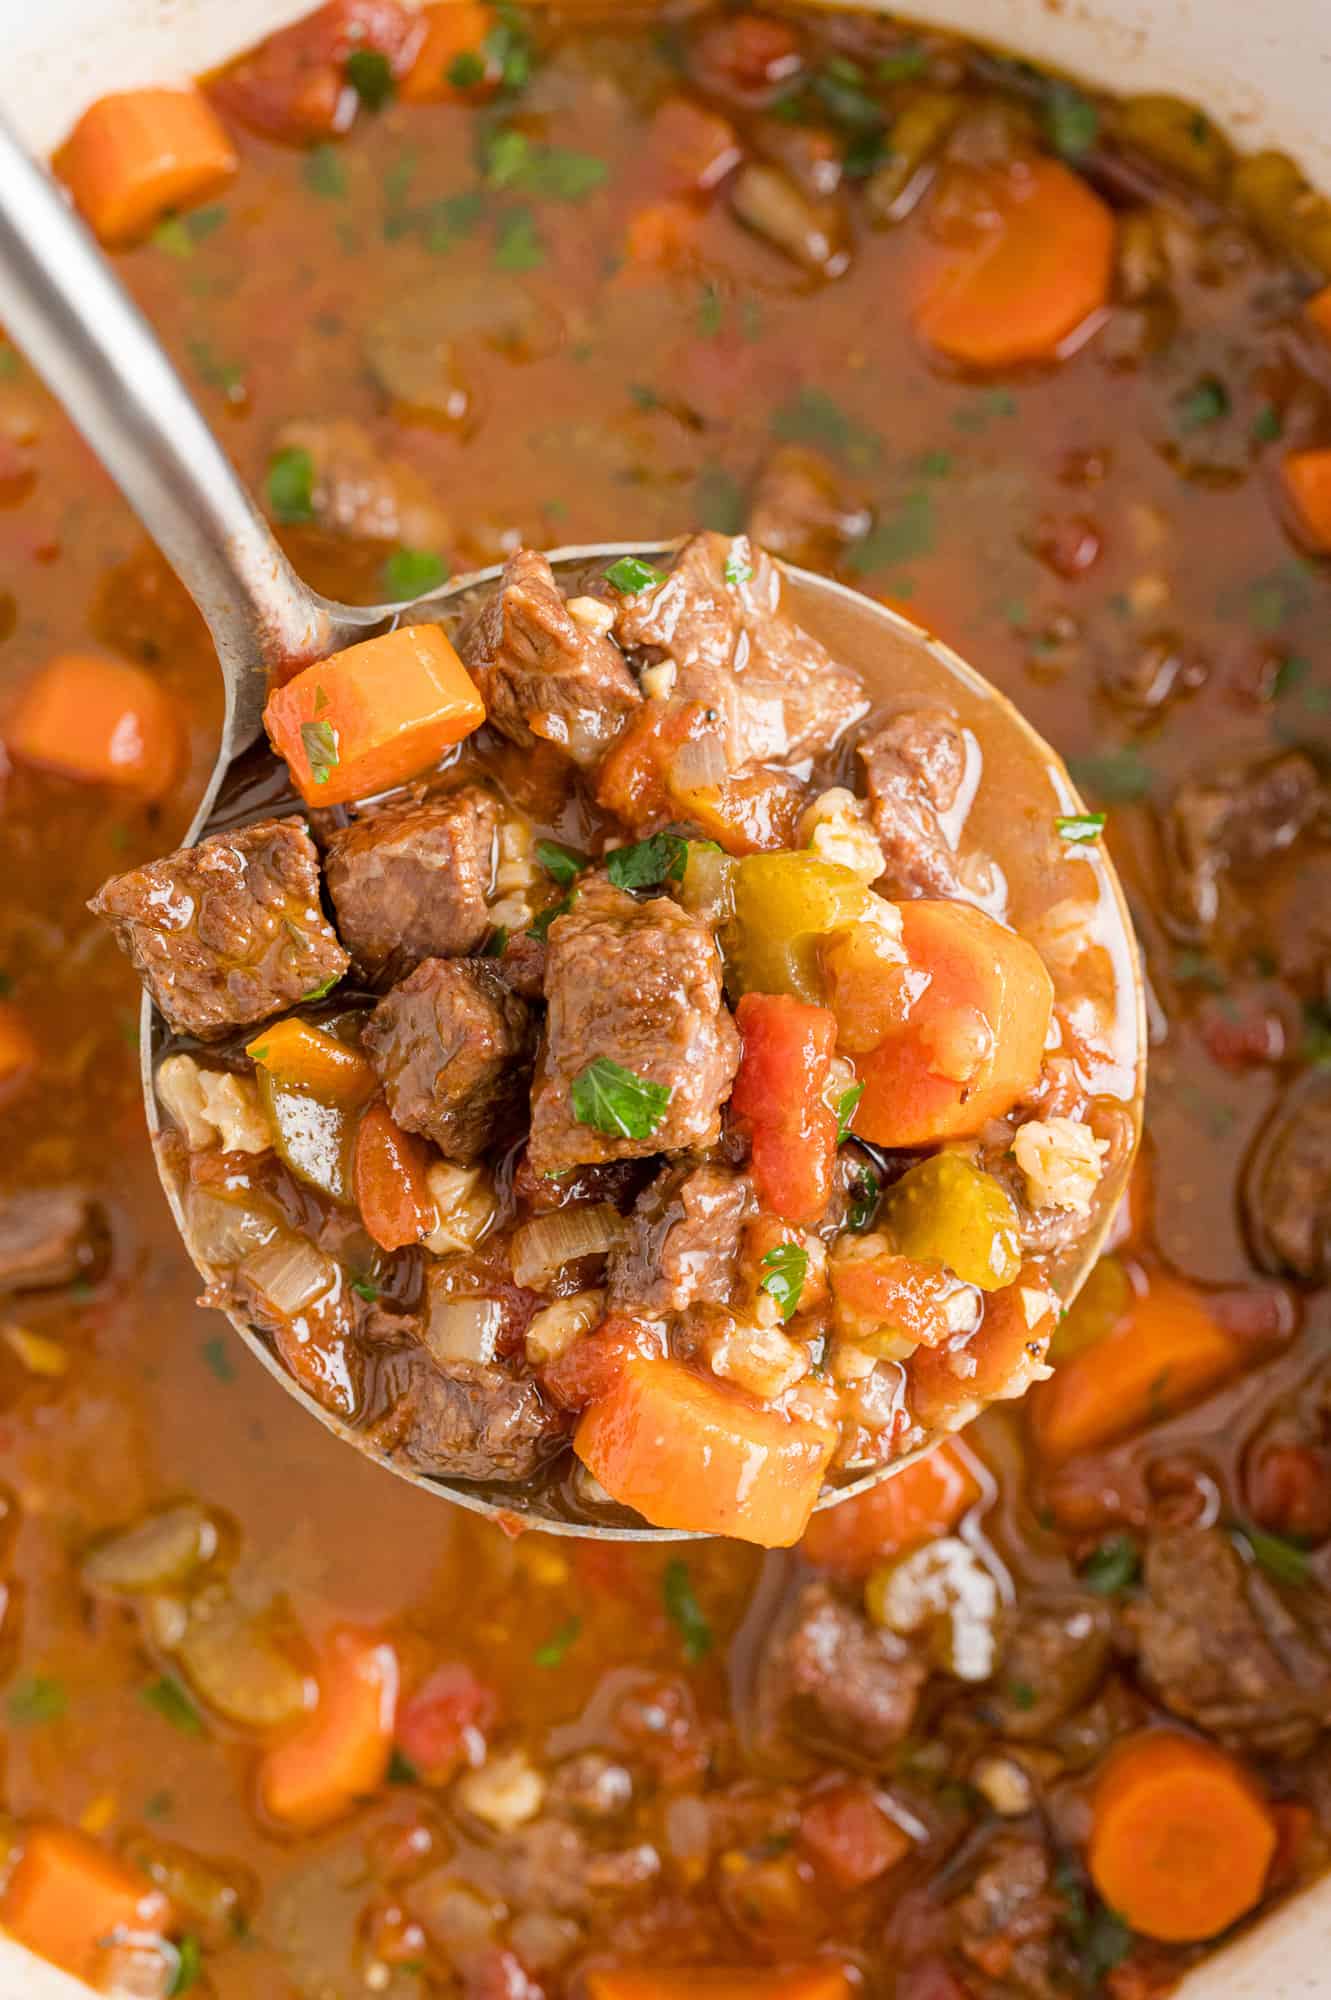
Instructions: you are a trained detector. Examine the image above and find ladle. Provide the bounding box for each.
[0,116,1145,1539]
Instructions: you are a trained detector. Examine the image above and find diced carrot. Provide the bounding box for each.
[1029,1271,1239,1462]
[911,1268,1060,1428]
[1306,285,1331,345]
[575,1354,836,1549]
[400,2,501,103]
[259,1626,400,1830]
[622,198,704,273]
[246,1018,377,1108]
[800,1438,983,1575]
[587,1970,850,2000]
[731,992,839,1225]
[1281,448,1331,553]
[800,1782,912,1889]
[354,1102,435,1251]
[0,1002,38,1103]
[264,625,484,808]
[1,1823,172,1981]
[829,899,1053,1148]
[541,1314,663,1411]
[56,88,237,246]
[1088,1732,1276,1943]
[6,652,180,798]
[915,156,1115,369]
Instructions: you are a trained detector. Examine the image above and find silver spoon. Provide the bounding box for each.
[0,118,1145,1540]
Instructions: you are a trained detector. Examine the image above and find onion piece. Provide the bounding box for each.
[510,1204,625,1290]
[240,1233,337,1319]
[187,1188,280,1270]
[670,729,728,792]
[426,1294,506,1366]
[82,1503,220,1596]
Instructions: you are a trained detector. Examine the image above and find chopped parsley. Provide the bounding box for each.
[480,926,509,958]
[201,1335,235,1384]
[846,490,935,573]
[535,838,588,888]
[663,1559,713,1663]
[571,1058,671,1140]
[1174,375,1230,432]
[1272,654,1311,699]
[847,1167,879,1232]
[771,387,879,467]
[1304,999,1331,1068]
[1056,1859,1134,1984]
[7,1674,67,1726]
[1079,1534,1141,1595]
[484,2,535,93]
[303,971,342,1002]
[1007,1678,1038,1712]
[142,1675,204,1735]
[493,208,545,271]
[606,556,667,595]
[303,144,348,200]
[877,43,927,82]
[527,893,573,942]
[448,50,488,88]
[266,446,316,523]
[835,1083,864,1143]
[533,1616,582,1667]
[350,1276,380,1303]
[760,1241,808,1322]
[383,547,449,599]
[346,47,395,109]
[1232,1521,1311,1588]
[167,1934,203,1997]
[483,128,607,201]
[696,464,745,534]
[1066,747,1154,803]
[1252,403,1285,443]
[724,548,754,586]
[300,718,341,785]
[388,1747,419,1785]
[1041,82,1099,159]
[607,831,689,893]
[697,280,725,337]
[1055,812,1106,843]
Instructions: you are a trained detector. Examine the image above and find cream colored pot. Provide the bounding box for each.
[1,2,1329,1995]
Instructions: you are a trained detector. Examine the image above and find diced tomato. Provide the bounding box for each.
[829,1253,963,1350]
[1198,997,1286,1069]
[644,96,742,197]
[401,2,502,104]
[396,1662,498,1784]
[691,13,805,100]
[800,1782,912,1889]
[912,1268,1060,1431]
[541,1314,663,1411]
[731,992,839,1227]
[1244,1441,1331,1543]
[208,0,424,142]
[800,1438,983,1575]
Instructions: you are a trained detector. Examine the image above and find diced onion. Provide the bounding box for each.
[426,1294,505,1366]
[510,1205,625,1290]
[670,730,727,792]
[187,1189,280,1270]
[241,1233,336,1318]
[82,1503,219,1596]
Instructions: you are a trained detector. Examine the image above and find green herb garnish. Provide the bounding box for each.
[1055,813,1106,843]
[303,144,348,200]
[1042,83,1099,158]
[1175,376,1230,432]
[300,718,340,785]
[835,1083,864,1143]
[303,972,342,1002]
[448,49,488,87]
[265,446,315,523]
[167,1934,202,1997]
[606,831,688,893]
[1252,403,1284,443]
[760,1242,808,1322]
[1079,1534,1141,1595]
[847,1167,879,1232]
[346,48,395,109]
[142,1676,203,1735]
[7,1674,67,1727]
[483,128,606,200]
[1008,1678,1038,1712]
[201,1335,235,1384]
[535,839,588,888]
[527,893,572,942]
[606,556,667,595]
[1067,748,1154,803]
[571,1058,671,1140]
[480,926,509,958]
[493,208,545,271]
[350,1277,380,1303]
[1232,1522,1310,1588]
[724,548,754,586]
[383,547,449,599]
[663,1559,713,1663]
[533,1616,582,1667]
[387,1747,418,1785]
[877,43,927,82]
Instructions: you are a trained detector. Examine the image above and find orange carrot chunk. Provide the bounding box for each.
[401,2,502,102]
[354,1101,435,1251]
[587,1968,851,2000]
[915,156,1114,369]
[0,1002,38,1103]
[264,625,485,808]
[58,88,237,247]
[246,1019,377,1108]
[1305,285,1331,345]
[259,1626,399,1830]
[1029,1271,1238,1462]
[6,652,180,799]
[575,1354,836,1549]
[1,1823,172,1981]
[1281,448,1331,553]
[800,1437,982,1576]
[1089,1732,1277,1943]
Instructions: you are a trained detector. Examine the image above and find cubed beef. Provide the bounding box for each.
[607,1161,754,1316]
[1130,1525,1331,1758]
[90,817,349,1041]
[1242,1069,1331,1282]
[363,958,534,1162]
[612,532,866,771]
[528,885,739,1174]
[495,925,547,1002]
[759,1580,927,1760]
[370,1350,571,1484]
[0,1189,101,1293]
[982,1595,1113,1739]
[949,1833,1070,2000]
[1160,749,1327,935]
[269,417,450,546]
[746,443,870,572]
[857,709,968,898]
[324,788,499,981]
[461,548,642,768]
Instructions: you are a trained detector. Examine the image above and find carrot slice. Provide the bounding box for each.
[354,1102,435,1251]
[915,156,1114,369]
[829,899,1053,1148]
[400,2,501,102]
[622,197,704,273]
[246,1019,377,1108]
[574,1354,836,1549]
[1306,285,1331,345]
[6,652,180,798]
[1,1823,172,1980]
[264,625,485,808]
[588,1969,851,2000]
[1089,1732,1276,1943]
[1029,1271,1238,1462]
[258,1626,399,1830]
[800,1437,982,1576]
[57,88,237,247]
[0,1002,38,1102]
[1281,448,1331,553]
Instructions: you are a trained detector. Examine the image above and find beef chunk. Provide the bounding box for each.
[747,444,870,571]
[1242,1069,1331,1282]
[269,418,450,546]
[324,788,499,981]
[612,532,866,771]
[0,1189,101,1293]
[607,1161,753,1316]
[857,709,968,897]
[528,886,740,1173]
[983,1595,1113,1739]
[495,925,547,1002]
[371,1350,571,1484]
[761,1580,927,1759]
[1160,749,1327,934]
[461,548,642,768]
[363,958,534,1162]
[949,1834,1069,2000]
[1130,1525,1331,1758]
[90,817,349,1040]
